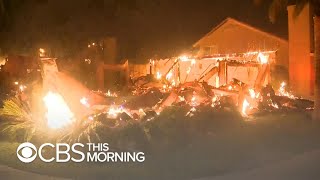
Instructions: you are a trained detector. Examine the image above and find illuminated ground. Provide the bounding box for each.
[0,110,319,180]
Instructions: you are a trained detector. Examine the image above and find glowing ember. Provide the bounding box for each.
[43,91,74,129]
[190,93,200,107]
[211,96,220,107]
[88,116,94,121]
[107,106,123,119]
[106,90,117,97]
[186,107,196,117]
[257,53,268,64]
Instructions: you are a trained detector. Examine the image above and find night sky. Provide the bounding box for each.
[0,0,288,59]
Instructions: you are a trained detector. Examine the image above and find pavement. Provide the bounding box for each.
[1,149,320,180]
[196,149,320,180]
[0,165,70,180]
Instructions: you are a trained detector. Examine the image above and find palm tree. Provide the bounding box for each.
[256,0,320,121]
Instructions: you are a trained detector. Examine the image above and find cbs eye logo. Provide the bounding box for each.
[16,142,37,163]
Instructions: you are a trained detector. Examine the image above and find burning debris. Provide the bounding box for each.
[277,82,296,99]
[0,50,314,143]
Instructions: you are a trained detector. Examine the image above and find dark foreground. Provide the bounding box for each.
[0,109,319,180]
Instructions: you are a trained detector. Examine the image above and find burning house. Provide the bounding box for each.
[193,17,288,68]
[132,17,303,117]
[0,13,313,147]
[145,18,288,89]
[192,17,288,87]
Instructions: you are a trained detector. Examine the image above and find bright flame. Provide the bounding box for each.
[43,92,74,129]
[211,96,220,107]
[156,71,162,80]
[271,102,279,109]
[80,97,90,108]
[138,108,146,118]
[179,55,189,61]
[39,48,45,57]
[166,71,173,80]
[248,88,260,99]
[178,96,185,102]
[186,67,191,74]
[191,59,196,65]
[190,94,199,106]
[241,98,250,117]
[257,53,268,64]
[171,80,176,87]
[249,89,255,98]
[277,82,296,99]
[106,90,117,97]
[215,76,219,87]
[19,85,26,92]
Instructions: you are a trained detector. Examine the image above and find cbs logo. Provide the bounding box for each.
[16,142,37,163]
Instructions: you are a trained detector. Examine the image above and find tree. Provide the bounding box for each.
[256,0,320,121]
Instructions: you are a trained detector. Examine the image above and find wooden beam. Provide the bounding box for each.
[218,61,227,86]
[226,61,260,67]
[199,66,219,82]
[254,64,270,90]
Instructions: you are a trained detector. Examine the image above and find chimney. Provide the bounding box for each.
[103,37,117,64]
[287,3,313,98]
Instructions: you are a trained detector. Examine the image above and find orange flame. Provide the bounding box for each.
[43,91,74,129]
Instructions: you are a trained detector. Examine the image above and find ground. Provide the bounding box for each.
[0,109,319,180]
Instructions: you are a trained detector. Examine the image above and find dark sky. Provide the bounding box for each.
[0,0,288,59]
[129,0,288,57]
